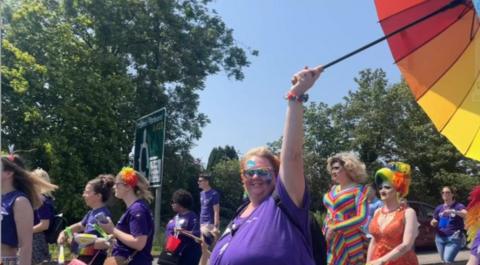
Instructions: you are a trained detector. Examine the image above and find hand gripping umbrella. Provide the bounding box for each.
[320,0,480,160]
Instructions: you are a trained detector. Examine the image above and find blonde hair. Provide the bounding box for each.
[240,146,280,177]
[327,152,367,184]
[117,170,153,203]
[31,168,55,198]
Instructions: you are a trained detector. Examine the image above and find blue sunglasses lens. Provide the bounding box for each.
[244,169,271,178]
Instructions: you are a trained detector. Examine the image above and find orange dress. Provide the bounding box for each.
[368,207,419,265]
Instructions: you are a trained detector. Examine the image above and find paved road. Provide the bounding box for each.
[417,249,470,265]
[153,249,470,265]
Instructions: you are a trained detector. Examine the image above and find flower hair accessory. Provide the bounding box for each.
[375,162,412,198]
[119,167,138,187]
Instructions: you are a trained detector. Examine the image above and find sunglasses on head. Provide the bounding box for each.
[243,168,273,179]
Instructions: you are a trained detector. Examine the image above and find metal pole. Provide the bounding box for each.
[154,187,162,240]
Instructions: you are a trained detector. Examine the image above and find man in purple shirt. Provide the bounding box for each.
[198,174,220,244]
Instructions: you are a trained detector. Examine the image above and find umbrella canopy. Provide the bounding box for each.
[374,0,480,161]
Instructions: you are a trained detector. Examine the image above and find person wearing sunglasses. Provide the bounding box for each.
[208,65,323,265]
[160,189,201,265]
[323,152,369,265]
[430,186,467,264]
[366,162,419,265]
[198,174,220,247]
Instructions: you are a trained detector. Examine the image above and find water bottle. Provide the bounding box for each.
[95,212,109,224]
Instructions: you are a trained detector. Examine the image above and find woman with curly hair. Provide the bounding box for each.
[161,189,201,265]
[99,167,154,265]
[1,155,57,265]
[366,162,419,265]
[57,174,115,265]
[323,152,369,265]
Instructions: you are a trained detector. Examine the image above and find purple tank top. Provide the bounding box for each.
[1,190,28,247]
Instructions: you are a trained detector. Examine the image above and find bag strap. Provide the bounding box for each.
[124,251,138,264]
[87,250,101,265]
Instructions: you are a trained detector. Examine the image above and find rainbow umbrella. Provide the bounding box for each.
[374,0,480,160]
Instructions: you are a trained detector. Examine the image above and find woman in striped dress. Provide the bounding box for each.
[323,152,369,265]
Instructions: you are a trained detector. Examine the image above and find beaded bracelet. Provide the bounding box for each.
[285,91,309,103]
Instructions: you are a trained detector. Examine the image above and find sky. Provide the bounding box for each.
[191,0,403,165]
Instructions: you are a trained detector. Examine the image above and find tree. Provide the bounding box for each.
[1,0,255,221]
[301,69,479,208]
[210,159,243,226]
[206,145,238,170]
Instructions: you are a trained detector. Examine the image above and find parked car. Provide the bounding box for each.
[408,201,436,249]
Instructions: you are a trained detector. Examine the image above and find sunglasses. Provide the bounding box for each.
[243,168,273,179]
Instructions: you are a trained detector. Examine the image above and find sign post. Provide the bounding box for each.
[133,108,166,239]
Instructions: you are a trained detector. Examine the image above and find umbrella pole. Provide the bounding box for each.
[323,0,468,70]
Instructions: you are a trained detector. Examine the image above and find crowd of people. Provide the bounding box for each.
[2,66,480,265]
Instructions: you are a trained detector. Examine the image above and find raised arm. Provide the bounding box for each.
[280,66,323,207]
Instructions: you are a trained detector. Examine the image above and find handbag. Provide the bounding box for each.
[68,250,101,265]
[157,251,180,265]
[164,235,182,253]
[103,251,137,265]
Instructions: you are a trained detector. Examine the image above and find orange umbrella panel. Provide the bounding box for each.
[375,0,480,161]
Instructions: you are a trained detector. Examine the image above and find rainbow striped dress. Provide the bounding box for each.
[323,184,368,265]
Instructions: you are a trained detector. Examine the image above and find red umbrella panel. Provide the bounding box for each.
[375,0,480,161]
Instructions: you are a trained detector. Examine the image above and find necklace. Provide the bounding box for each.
[380,206,401,215]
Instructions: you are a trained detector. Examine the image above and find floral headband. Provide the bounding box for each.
[119,167,138,188]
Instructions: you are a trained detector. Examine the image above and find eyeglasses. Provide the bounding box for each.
[243,168,273,179]
[379,184,393,191]
[441,191,452,194]
[197,180,205,183]
[114,182,127,187]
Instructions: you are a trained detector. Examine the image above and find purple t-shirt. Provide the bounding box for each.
[433,202,466,237]
[34,195,54,225]
[112,200,154,265]
[81,207,112,236]
[165,211,201,257]
[200,189,220,225]
[209,178,314,265]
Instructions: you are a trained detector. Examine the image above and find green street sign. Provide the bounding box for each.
[134,108,166,188]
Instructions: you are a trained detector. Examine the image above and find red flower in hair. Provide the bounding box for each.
[120,167,138,187]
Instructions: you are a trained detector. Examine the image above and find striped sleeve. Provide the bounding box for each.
[331,185,369,232]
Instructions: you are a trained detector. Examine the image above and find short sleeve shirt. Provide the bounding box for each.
[209,177,314,265]
[112,200,154,265]
[433,202,466,236]
[200,189,220,225]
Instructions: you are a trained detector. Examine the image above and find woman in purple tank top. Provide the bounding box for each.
[1,154,57,265]
[208,66,323,265]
